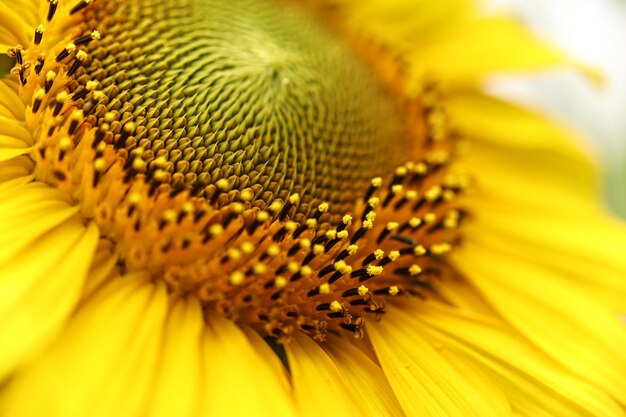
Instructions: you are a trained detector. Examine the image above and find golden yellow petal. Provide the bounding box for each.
[0,156,33,189]
[0,275,168,417]
[464,212,626,312]
[285,331,362,417]
[452,243,626,405]
[367,308,512,417]
[147,297,205,417]
[0,219,97,381]
[199,313,298,417]
[0,79,24,120]
[414,301,626,417]
[325,334,406,417]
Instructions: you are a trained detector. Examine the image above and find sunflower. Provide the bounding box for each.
[1,0,625,416]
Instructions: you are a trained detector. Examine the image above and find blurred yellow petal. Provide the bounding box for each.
[147,297,205,417]
[1,275,168,417]
[200,313,298,417]
[325,334,406,417]
[285,331,362,417]
[452,243,626,405]
[368,308,512,417]
[415,302,626,417]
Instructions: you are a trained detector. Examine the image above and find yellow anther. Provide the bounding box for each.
[288,193,300,204]
[305,218,318,228]
[425,185,442,202]
[371,177,383,187]
[443,189,456,201]
[70,109,84,121]
[334,260,347,272]
[424,212,437,224]
[347,244,358,255]
[59,136,72,151]
[240,189,254,201]
[208,223,223,236]
[161,209,176,222]
[91,30,101,40]
[132,158,146,172]
[226,248,242,261]
[406,190,418,201]
[386,222,399,231]
[357,285,369,296]
[409,264,423,276]
[252,263,267,275]
[287,262,300,273]
[55,91,68,102]
[274,276,287,288]
[256,211,270,222]
[93,158,106,171]
[368,197,380,208]
[414,162,428,175]
[342,214,353,225]
[299,238,311,249]
[395,166,408,177]
[46,70,57,81]
[86,80,99,90]
[409,217,422,228]
[229,271,245,285]
[285,221,297,232]
[317,202,329,213]
[230,202,244,214]
[319,283,331,295]
[266,244,280,257]
[267,200,282,213]
[300,265,313,277]
[240,241,255,254]
[431,242,452,255]
[388,250,400,261]
[325,230,337,240]
[362,220,374,230]
[312,244,325,255]
[374,249,385,260]
[365,211,376,222]
[388,286,400,296]
[34,88,46,100]
[76,50,88,60]
[391,184,403,195]
[414,245,427,256]
[366,265,384,276]
[336,230,349,239]
[329,301,343,312]
[104,112,115,123]
[215,178,230,190]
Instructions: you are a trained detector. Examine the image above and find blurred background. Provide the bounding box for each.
[485,0,626,218]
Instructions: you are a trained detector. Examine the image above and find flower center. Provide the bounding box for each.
[11,0,468,341]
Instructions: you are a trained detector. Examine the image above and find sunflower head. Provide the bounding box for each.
[5,0,467,341]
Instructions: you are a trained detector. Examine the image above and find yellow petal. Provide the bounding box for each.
[199,313,298,417]
[0,134,30,162]
[285,331,362,417]
[446,93,593,166]
[325,334,406,417]
[452,243,626,405]
[0,79,24,119]
[0,276,168,417]
[415,301,626,417]
[0,184,96,379]
[408,17,592,86]
[0,184,78,264]
[367,308,512,417]
[0,0,34,50]
[464,211,626,312]
[0,156,33,189]
[147,297,205,417]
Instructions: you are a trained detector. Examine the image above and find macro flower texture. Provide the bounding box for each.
[0,0,625,416]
